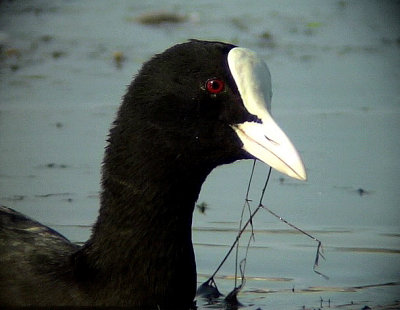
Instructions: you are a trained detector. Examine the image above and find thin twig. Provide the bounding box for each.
[208,197,261,280]
[260,204,329,280]
[203,162,328,302]
[234,160,257,287]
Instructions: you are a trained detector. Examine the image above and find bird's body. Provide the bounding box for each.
[0,40,306,308]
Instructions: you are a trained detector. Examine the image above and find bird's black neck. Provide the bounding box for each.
[75,104,213,308]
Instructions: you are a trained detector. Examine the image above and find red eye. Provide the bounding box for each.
[205,78,225,94]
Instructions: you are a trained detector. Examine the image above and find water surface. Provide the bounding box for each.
[1,1,399,309]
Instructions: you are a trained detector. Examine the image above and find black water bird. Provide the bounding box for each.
[0,40,306,308]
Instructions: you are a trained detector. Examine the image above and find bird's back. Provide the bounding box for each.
[0,206,83,305]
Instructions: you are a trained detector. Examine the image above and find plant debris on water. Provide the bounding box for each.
[197,160,327,307]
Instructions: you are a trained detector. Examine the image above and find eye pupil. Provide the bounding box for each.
[206,78,224,94]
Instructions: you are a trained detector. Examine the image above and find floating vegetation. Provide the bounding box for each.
[3,195,25,201]
[37,163,69,169]
[196,202,209,214]
[260,31,273,41]
[333,185,374,196]
[4,48,21,58]
[305,22,323,29]
[51,50,66,59]
[258,30,276,48]
[197,161,327,308]
[134,11,187,26]
[34,192,71,198]
[337,44,379,55]
[21,74,46,79]
[304,21,323,36]
[356,188,370,196]
[39,35,53,43]
[230,17,248,31]
[112,51,125,69]
[333,246,400,254]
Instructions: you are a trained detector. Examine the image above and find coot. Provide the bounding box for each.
[0,40,306,308]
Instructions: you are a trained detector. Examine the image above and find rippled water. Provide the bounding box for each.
[1,1,399,309]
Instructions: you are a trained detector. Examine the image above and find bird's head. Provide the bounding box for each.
[119,40,306,181]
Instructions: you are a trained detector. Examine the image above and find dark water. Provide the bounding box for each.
[1,1,399,309]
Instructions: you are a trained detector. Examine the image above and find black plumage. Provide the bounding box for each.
[0,40,305,308]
